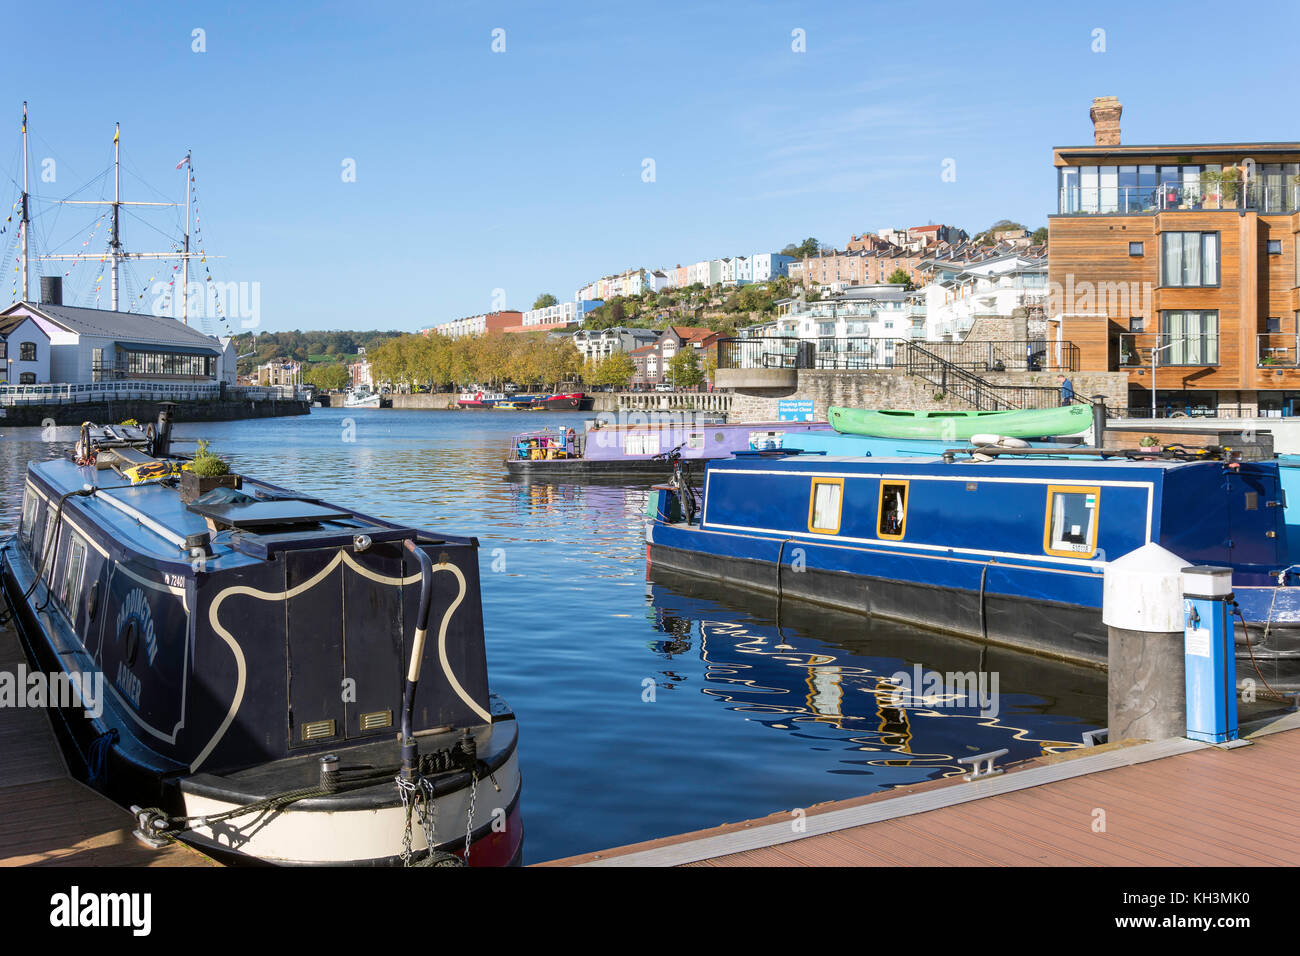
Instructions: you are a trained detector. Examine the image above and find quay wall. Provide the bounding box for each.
[726,369,1129,423]
[0,398,310,427]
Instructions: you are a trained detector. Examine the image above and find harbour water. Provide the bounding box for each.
[0,408,1105,863]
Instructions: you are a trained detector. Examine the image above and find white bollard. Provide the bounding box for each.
[1102,542,1188,741]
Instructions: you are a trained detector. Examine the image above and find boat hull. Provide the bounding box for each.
[828,404,1093,440]
[0,537,524,866]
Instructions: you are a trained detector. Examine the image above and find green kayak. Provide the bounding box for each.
[827,404,1093,440]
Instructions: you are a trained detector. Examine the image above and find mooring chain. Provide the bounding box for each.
[463,769,478,867]
[395,774,418,867]
[419,775,438,861]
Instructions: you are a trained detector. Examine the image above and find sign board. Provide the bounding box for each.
[778,399,814,422]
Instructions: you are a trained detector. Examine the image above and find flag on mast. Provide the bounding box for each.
[176,154,190,169]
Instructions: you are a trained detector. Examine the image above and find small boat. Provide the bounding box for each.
[0,408,523,865]
[493,398,537,411]
[343,386,382,409]
[645,447,1300,687]
[456,390,504,409]
[530,392,592,411]
[829,404,1094,440]
[505,419,833,480]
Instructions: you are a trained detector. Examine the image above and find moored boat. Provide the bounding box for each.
[0,408,523,865]
[530,392,593,411]
[343,386,382,409]
[829,404,1094,440]
[505,419,833,480]
[645,448,1300,687]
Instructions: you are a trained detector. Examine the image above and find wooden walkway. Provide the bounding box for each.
[543,712,1300,867]
[0,624,217,867]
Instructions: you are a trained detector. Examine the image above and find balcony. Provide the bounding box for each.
[1117,332,1221,370]
[1059,181,1300,216]
[1258,333,1300,368]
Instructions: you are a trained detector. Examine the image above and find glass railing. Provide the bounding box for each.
[1258,332,1300,368]
[1117,332,1221,368]
[1059,182,1300,215]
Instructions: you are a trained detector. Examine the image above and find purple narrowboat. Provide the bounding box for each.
[505,419,833,480]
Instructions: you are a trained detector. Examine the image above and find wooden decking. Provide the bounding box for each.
[543,712,1300,867]
[0,624,217,867]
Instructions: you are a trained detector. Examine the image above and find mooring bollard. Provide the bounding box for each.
[1102,543,1187,740]
[1181,566,1239,744]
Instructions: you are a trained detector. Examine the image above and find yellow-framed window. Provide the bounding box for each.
[877,479,909,540]
[807,477,844,534]
[1043,485,1101,558]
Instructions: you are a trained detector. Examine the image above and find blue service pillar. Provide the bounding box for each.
[1181,566,1239,743]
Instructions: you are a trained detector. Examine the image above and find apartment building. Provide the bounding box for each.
[424,310,524,338]
[1049,96,1300,416]
[571,326,658,363]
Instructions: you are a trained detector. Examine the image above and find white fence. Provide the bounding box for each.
[0,381,308,406]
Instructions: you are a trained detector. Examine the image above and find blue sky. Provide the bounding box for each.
[3,1,1297,335]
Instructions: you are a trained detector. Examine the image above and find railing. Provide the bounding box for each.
[903,343,1063,411]
[1258,332,1300,368]
[0,380,224,406]
[905,339,1079,373]
[1117,333,1220,369]
[1060,181,1300,216]
[717,336,815,370]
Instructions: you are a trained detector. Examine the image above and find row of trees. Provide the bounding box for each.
[367,331,584,391]
[232,329,404,376]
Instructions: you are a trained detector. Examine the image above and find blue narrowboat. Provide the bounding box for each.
[646,453,1300,686]
[0,409,522,865]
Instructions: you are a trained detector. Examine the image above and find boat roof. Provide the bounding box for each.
[708,454,1233,476]
[23,457,457,573]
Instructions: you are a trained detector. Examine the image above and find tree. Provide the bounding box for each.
[667,347,704,388]
[532,293,558,310]
[1031,226,1049,245]
[588,351,636,388]
[781,237,821,260]
[886,268,915,291]
[304,363,352,391]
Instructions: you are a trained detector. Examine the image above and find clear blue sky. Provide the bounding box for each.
[3,0,1296,335]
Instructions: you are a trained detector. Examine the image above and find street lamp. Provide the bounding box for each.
[1150,338,1180,419]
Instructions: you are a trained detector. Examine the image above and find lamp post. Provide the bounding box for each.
[1150,338,1179,419]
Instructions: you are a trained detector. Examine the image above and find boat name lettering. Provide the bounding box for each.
[116,661,142,708]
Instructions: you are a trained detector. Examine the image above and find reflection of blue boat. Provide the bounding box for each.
[645,572,1101,782]
[647,452,1300,686]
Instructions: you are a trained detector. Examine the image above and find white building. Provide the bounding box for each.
[743,286,919,366]
[1,300,236,386]
[918,253,1048,340]
[572,326,658,363]
[686,261,711,287]
[646,270,674,293]
[751,253,795,283]
[522,301,579,326]
[0,315,52,384]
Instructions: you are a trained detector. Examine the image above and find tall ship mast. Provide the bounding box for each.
[14,105,212,323]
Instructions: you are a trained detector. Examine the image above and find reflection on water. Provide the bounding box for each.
[649,569,1102,788]
[1,409,1105,862]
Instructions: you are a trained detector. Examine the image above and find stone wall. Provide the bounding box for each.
[727,368,1128,422]
[0,397,310,427]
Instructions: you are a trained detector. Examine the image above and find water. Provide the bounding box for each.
[1,408,1105,863]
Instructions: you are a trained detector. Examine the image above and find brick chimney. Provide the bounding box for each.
[1090,96,1122,146]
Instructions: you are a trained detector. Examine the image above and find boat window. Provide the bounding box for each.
[41,510,59,576]
[808,478,843,534]
[1044,486,1100,558]
[61,534,87,614]
[625,433,661,456]
[877,481,908,540]
[20,487,38,544]
[686,432,705,450]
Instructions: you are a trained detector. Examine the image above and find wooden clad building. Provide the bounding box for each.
[1049,97,1300,417]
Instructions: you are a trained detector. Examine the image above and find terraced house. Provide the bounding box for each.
[1050,96,1300,417]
